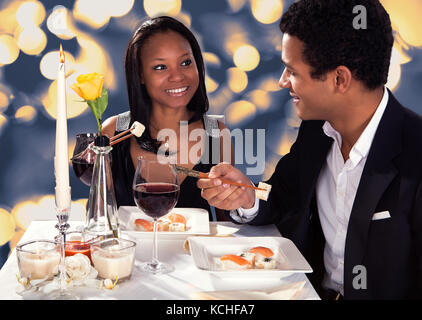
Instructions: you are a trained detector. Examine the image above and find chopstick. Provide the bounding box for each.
[175,165,267,191]
[110,132,134,146]
[109,121,145,146]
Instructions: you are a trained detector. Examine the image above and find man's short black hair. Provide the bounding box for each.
[280,0,394,90]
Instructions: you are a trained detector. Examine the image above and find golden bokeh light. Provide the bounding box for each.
[0,208,15,246]
[0,91,9,111]
[15,105,37,122]
[144,0,182,17]
[227,0,248,12]
[223,25,249,57]
[203,52,221,67]
[11,195,86,230]
[259,76,281,91]
[175,11,191,27]
[16,0,46,28]
[205,75,219,93]
[233,44,260,71]
[0,1,20,34]
[225,100,256,124]
[381,0,422,47]
[248,89,271,110]
[0,114,7,132]
[74,34,116,90]
[0,34,20,65]
[46,5,77,40]
[250,0,283,24]
[40,50,76,80]
[73,0,111,29]
[16,26,47,55]
[227,67,248,93]
[42,72,89,120]
[106,0,135,17]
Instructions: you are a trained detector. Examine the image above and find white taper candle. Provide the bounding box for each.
[55,44,71,211]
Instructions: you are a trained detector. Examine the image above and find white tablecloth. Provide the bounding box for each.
[0,220,320,300]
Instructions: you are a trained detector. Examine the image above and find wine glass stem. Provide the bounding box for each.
[59,232,66,292]
[152,219,159,266]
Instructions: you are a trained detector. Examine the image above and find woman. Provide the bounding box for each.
[102,16,232,221]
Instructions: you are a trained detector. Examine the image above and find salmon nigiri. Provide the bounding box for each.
[249,246,274,258]
[167,213,186,231]
[220,254,252,270]
[249,247,277,269]
[134,219,153,232]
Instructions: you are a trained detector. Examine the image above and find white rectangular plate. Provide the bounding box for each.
[119,206,210,239]
[188,236,312,277]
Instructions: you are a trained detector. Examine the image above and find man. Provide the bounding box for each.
[198,0,422,299]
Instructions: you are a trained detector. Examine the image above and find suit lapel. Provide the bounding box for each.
[300,123,333,209]
[344,91,403,294]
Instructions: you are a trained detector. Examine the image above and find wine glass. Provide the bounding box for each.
[133,156,179,274]
[71,133,97,186]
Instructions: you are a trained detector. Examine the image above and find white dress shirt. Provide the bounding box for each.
[317,87,388,294]
[231,88,389,295]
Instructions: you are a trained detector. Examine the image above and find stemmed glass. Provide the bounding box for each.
[71,133,97,186]
[133,156,179,274]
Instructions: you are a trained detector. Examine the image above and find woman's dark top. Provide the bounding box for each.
[111,111,222,220]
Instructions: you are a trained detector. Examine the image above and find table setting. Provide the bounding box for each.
[0,45,320,300]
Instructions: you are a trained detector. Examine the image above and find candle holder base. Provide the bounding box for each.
[47,289,80,300]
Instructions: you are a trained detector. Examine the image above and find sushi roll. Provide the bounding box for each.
[255,257,277,269]
[169,222,185,232]
[134,219,153,232]
[220,254,252,270]
[157,219,170,231]
[256,182,272,201]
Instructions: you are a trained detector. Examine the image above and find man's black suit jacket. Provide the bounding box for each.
[249,91,422,299]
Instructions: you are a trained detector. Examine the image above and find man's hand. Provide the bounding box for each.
[197,163,255,211]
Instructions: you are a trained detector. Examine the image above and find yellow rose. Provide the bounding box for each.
[71,72,104,101]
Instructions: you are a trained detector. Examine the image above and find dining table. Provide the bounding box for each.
[0,217,320,300]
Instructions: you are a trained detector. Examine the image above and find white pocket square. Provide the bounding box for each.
[372,211,391,221]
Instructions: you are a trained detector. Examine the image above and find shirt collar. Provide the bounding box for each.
[322,87,389,166]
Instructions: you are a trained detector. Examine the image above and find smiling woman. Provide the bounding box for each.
[101,16,232,221]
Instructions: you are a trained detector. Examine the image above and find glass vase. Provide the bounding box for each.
[85,136,119,238]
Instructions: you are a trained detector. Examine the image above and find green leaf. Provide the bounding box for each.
[87,87,108,134]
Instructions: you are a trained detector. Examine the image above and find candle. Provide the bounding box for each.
[65,241,92,260]
[16,240,61,280]
[55,44,71,211]
[91,239,136,280]
[54,231,100,263]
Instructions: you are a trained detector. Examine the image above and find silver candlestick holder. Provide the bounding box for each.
[47,206,79,300]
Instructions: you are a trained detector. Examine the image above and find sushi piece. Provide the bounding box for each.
[255,257,277,269]
[220,254,252,270]
[249,246,276,269]
[157,219,170,231]
[256,182,272,201]
[238,252,255,265]
[168,213,187,228]
[134,219,153,231]
[169,222,185,232]
[130,121,145,137]
[249,246,274,259]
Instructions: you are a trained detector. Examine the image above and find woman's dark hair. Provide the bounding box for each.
[125,16,209,152]
[279,0,394,90]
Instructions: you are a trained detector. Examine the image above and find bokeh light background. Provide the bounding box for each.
[0,0,421,268]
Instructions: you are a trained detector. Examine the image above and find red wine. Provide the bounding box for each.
[72,159,94,186]
[133,183,179,218]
